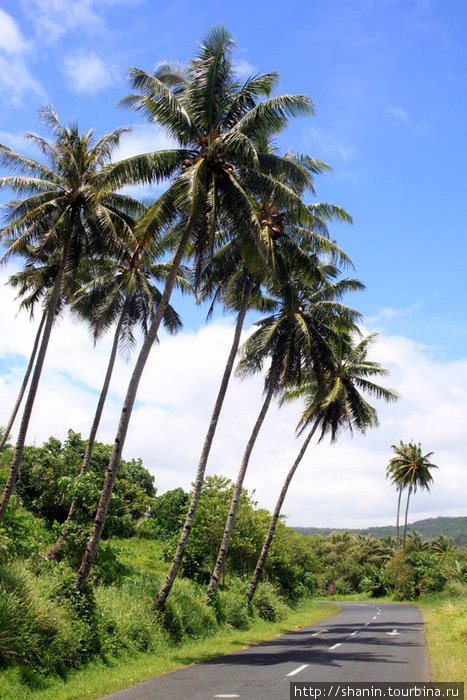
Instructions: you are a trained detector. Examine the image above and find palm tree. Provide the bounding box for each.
[44,230,190,560]
[430,535,452,554]
[386,458,404,549]
[154,186,352,608]
[0,107,138,523]
[387,441,438,556]
[246,332,398,601]
[206,265,363,597]
[74,26,317,592]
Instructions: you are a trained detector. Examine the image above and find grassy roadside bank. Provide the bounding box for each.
[415,593,467,684]
[0,598,338,700]
[1,585,465,699]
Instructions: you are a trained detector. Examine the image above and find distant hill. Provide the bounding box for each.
[294,516,467,547]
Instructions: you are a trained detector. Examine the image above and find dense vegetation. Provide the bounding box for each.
[295,517,467,547]
[0,433,466,686]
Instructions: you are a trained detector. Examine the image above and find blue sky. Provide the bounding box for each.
[0,0,466,527]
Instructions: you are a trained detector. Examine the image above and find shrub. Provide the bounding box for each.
[251,582,288,622]
[95,578,167,656]
[0,563,88,674]
[159,579,218,643]
[217,585,252,630]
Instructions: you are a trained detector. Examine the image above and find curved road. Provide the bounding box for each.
[101,602,430,700]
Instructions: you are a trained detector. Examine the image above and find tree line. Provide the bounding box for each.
[1,25,427,610]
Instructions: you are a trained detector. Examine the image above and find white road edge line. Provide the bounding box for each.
[329,643,342,650]
[287,664,309,677]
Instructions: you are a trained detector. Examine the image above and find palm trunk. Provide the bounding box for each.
[395,484,402,548]
[400,483,412,599]
[246,416,320,602]
[45,308,125,560]
[0,310,46,451]
[393,483,403,593]
[402,484,412,558]
[206,379,275,597]
[154,279,254,610]
[74,224,192,590]
[0,233,71,523]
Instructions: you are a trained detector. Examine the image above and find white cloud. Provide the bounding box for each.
[306,126,357,163]
[367,303,423,324]
[20,0,105,42]
[114,124,177,162]
[63,51,116,94]
[0,9,44,104]
[234,59,256,77]
[20,0,143,42]
[1,268,465,530]
[389,106,410,123]
[0,8,29,53]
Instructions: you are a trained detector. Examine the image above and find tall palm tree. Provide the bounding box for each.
[74,26,317,591]
[206,266,363,597]
[246,332,398,601]
[386,456,404,548]
[155,137,354,607]
[44,231,190,560]
[387,441,437,556]
[0,107,138,523]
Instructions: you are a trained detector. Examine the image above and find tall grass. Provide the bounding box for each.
[416,588,467,683]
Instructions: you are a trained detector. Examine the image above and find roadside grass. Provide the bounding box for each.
[415,592,467,684]
[0,598,338,700]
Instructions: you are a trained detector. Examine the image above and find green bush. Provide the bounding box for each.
[95,578,167,656]
[159,579,218,642]
[0,506,51,565]
[0,563,88,674]
[361,568,391,597]
[252,582,288,622]
[217,584,252,629]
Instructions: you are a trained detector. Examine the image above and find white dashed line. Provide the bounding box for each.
[214,695,240,698]
[287,664,309,677]
[329,643,342,650]
[349,631,359,637]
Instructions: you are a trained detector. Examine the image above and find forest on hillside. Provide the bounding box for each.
[295,517,467,548]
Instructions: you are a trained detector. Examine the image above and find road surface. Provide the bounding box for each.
[100,602,430,700]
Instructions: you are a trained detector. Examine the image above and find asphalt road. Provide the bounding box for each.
[100,602,430,700]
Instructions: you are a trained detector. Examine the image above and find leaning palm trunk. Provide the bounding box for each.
[206,380,275,597]
[154,279,254,610]
[246,416,320,602]
[45,308,126,560]
[0,310,46,451]
[74,225,193,590]
[393,483,403,593]
[395,484,402,548]
[0,234,72,523]
[399,483,413,598]
[402,484,412,558]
